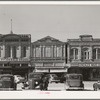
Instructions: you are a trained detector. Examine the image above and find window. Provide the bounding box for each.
[75,49,78,59]
[7,46,11,57]
[0,47,1,57]
[70,48,78,60]
[12,46,16,58]
[93,49,96,59]
[93,48,100,59]
[23,46,26,57]
[36,46,41,57]
[45,47,51,57]
[98,49,100,59]
[57,46,62,57]
[83,48,90,60]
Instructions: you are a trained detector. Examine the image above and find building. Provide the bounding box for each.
[0,31,31,76]
[31,36,66,76]
[67,35,100,81]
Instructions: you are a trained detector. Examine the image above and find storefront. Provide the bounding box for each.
[68,63,100,81]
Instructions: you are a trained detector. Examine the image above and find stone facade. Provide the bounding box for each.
[67,35,100,80]
[31,36,67,76]
[0,32,31,76]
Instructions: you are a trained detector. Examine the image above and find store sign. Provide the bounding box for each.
[70,63,100,67]
[78,64,100,67]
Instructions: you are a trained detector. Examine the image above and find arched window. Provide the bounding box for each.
[0,47,1,57]
[7,46,11,57]
[23,46,26,57]
[98,49,100,59]
[12,46,16,58]
[93,49,96,59]
[70,48,78,60]
[83,48,89,60]
[93,48,100,59]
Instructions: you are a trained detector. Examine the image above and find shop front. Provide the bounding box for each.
[68,63,100,81]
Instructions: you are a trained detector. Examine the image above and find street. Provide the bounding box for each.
[17,81,96,91]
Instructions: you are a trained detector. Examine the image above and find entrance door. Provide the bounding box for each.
[82,68,91,81]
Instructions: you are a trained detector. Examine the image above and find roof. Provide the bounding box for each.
[32,36,64,44]
[0,74,13,77]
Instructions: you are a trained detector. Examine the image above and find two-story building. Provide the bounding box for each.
[0,31,31,76]
[67,35,100,81]
[31,36,67,76]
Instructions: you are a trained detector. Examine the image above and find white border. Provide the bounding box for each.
[0,1,100,99]
[0,1,100,5]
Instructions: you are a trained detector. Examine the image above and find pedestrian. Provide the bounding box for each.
[42,76,49,90]
[40,78,43,91]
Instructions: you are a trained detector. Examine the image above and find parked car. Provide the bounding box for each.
[60,73,67,83]
[25,72,45,90]
[93,81,100,91]
[14,75,25,83]
[64,74,84,90]
[0,74,16,91]
[45,74,60,83]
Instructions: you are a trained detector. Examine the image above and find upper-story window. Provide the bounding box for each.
[70,48,78,60]
[12,46,16,58]
[57,46,62,57]
[7,46,11,57]
[45,47,51,57]
[83,48,89,60]
[36,46,41,57]
[93,48,100,59]
[0,47,1,57]
[23,46,26,57]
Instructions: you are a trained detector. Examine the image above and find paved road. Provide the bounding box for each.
[17,81,96,91]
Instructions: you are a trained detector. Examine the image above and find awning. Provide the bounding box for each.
[50,69,67,73]
[35,69,49,72]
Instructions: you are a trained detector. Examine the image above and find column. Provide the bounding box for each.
[33,46,35,57]
[96,48,98,59]
[51,45,54,58]
[54,45,56,57]
[11,46,12,58]
[60,45,62,60]
[78,46,81,61]
[73,49,75,60]
[43,45,45,57]
[2,45,5,58]
[67,45,70,62]
[63,45,65,58]
[40,45,42,58]
[89,46,93,60]
[19,45,21,58]
[56,45,57,57]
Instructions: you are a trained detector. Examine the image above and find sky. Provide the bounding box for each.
[0,4,100,42]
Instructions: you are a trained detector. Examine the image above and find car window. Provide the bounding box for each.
[69,75,81,80]
[29,74,41,78]
[1,76,12,80]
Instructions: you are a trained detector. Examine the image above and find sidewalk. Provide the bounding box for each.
[83,81,96,90]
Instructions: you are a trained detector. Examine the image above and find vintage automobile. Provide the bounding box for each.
[45,74,60,83]
[24,72,45,90]
[93,81,100,91]
[14,75,25,84]
[60,73,67,83]
[64,74,84,90]
[0,74,16,91]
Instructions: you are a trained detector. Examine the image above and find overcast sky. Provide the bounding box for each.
[0,5,100,42]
